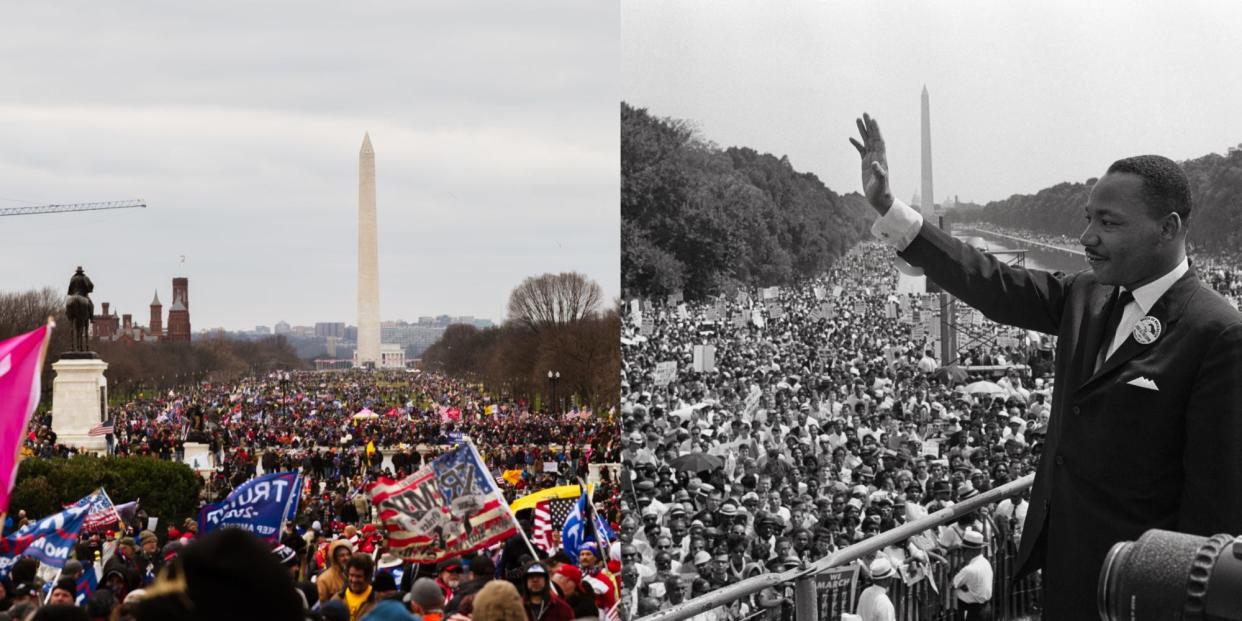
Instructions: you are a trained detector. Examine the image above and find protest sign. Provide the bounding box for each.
[653,361,678,387]
[640,319,654,336]
[693,345,716,373]
[815,564,860,621]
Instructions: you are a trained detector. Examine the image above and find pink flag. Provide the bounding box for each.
[0,323,53,514]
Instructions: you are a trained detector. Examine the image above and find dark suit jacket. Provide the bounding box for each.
[899,222,1242,619]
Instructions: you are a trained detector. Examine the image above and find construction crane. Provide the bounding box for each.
[0,199,146,217]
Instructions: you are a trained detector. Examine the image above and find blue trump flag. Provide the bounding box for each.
[0,503,90,578]
[593,508,615,547]
[283,474,302,523]
[561,488,588,563]
[75,565,98,606]
[198,471,300,542]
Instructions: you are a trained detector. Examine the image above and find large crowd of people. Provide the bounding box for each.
[4,371,621,621]
[620,242,1048,620]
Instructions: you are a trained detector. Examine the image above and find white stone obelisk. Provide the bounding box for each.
[921,85,934,214]
[896,87,930,290]
[356,133,381,368]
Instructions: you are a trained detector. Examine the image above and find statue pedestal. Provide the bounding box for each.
[51,358,109,454]
[182,442,213,474]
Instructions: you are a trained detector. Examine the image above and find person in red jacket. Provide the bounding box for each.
[519,562,574,621]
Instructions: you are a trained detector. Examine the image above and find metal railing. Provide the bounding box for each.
[636,473,1035,621]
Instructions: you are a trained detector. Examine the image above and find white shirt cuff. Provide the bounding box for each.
[870,199,924,251]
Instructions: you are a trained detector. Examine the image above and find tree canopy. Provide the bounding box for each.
[422,274,618,411]
[948,149,1242,255]
[622,103,873,300]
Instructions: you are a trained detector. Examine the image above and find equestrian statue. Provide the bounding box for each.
[65,266,96,356]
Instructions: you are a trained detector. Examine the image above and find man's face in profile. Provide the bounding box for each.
[1081,172,1174,288]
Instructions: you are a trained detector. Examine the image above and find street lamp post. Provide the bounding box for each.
[547,370,560,414]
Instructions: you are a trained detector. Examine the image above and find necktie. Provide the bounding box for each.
[1096,288,1134,370]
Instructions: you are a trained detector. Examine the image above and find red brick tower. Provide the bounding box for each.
[166,277,192,342]
[149,290,163,339]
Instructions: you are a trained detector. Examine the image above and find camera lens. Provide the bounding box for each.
[1098,529,1240,621]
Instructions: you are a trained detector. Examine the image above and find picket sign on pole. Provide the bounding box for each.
[464,439,541,560]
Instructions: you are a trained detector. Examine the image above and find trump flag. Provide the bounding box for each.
[0,323,53,514]
[198,471,300,542]
[0,503,89,578]
[368,441,518,563]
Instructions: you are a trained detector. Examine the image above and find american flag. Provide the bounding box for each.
[88,421,113,437]
[532,497,576,553]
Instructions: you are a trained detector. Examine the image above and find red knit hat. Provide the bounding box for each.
[555,564,583,585]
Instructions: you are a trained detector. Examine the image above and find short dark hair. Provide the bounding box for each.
[347,553,374,578]
[468,554,496,577]
[1106,155,1192,221]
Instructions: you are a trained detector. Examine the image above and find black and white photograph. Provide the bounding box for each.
[619,2,1242,620]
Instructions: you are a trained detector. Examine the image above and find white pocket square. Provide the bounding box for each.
[1126,376,1159,391]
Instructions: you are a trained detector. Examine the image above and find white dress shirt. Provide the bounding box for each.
[1103,258,1189,360]
[855,584,896,621]
[953,554,994,604]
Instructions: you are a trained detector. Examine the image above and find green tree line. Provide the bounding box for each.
[622,103,874,301]
[948,149,1242,255]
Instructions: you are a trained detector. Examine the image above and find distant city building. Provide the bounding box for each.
[315,322,346,338]
[382,324,447,352]
[165,277,192,342]
[255,325,271,334]
[380,343,405,368]
[290,325,315,337]
[379,316,495,355]
[274,321,291,335]
[345,325,358,341]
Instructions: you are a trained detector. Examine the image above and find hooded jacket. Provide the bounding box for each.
[316,540,352,604]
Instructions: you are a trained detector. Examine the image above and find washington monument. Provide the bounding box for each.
[921,85,933,213]
[356,133,380,367]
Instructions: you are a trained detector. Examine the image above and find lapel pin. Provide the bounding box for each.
[1132,316,1162,345]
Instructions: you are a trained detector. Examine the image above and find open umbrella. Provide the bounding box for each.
[352,408,379,420]
[932,365,969,385]
[670,452,723,474]
[964,381,1006,396]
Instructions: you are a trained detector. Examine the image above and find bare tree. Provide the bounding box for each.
[506,272,603,332]
[0,288,62,338]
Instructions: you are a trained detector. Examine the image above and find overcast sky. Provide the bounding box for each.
[624,1,1242,208]
[0,1,619,331]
